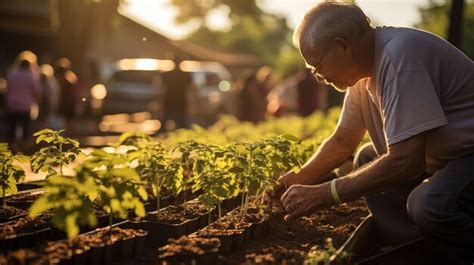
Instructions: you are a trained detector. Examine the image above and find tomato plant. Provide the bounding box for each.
[30,129,82,177]
[77,149,148,228]
[228,135,302,217]
[120,132,183,212]
[0,143,27,208]
[192,143,239,222]
[28,173,98,238]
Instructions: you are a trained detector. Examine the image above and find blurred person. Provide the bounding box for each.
[237,74,266,123]
[296,68,327,116]
[255,66,275,120]
[54,58,80,136]
[38,64,60,129]
[256,66,275,96]
[5,51,41,152]
[265,2,474,264]
[162,56,194,130]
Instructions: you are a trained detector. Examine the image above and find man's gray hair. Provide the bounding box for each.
[293,2,371,62]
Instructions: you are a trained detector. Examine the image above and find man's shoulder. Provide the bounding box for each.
[377,27,449,59]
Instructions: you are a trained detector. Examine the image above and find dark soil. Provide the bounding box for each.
[159,235,220,258]
[145,203,209,225]
[243,207,270,224]
[79,226,137,246]
[0,206,27,220]
[0,212,53,238]
[221,199,369,264]
[0,248,47,265]
[5,192,42,205]
[197,206,269,238]
[198,213,250,236]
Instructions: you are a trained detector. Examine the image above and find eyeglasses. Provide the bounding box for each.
[310,47,332,82]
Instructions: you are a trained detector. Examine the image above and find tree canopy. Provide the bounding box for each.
[415,0,474,58]
[170,0,303,77]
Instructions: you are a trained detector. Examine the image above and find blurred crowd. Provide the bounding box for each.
[1,50,83,153]
[235,65,342,124]
[1,51,343,154]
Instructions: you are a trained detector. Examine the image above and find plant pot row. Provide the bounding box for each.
[196,211,270,255]
[0,190,44,211]
[0,190,216,255]
[159,235,221,265]
[0,206,27,223]
[132,200,213,248]
[0,221,147,265]
[16,181,44,192]
[0,212,61,254]
[156,205,271,264]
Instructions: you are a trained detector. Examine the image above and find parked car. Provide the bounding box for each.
[89,58,234,125]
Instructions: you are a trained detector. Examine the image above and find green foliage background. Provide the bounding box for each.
[169,0,473,78]
[416,0,474,59]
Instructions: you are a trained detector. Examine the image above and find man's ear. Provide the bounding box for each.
[334,37,352,56]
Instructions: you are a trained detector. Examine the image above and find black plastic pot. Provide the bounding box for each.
[132,229,148,258]
[221,195,242,212]
[248,214,269,240]
[160,249,219,265]
[0,226,58,253]
[336,215,435,265]
[0,213,27,224]
[4,190,44,210]
[142,219,189,247]
[196,228,247,255]
[112,235,135,261]
[0,234,18,253]
[16,181,44,192]
[55,221,144,265]
[88,242,110,265]
[230,229,246,251]
[67,248,90,265]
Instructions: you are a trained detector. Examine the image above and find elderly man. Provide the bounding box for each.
[265,2,474,264]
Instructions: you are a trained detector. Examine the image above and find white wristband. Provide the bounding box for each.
[330,179,342,204]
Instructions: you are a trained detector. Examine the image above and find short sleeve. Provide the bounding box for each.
[338,83,366,130]
[381,70,447,145]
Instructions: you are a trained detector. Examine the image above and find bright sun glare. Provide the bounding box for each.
[120,0,426,40]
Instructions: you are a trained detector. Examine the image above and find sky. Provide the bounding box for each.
[120,0,432,40]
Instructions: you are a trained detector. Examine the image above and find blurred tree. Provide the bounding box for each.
[415,0,474,58]
[448,0,465,47]
[274,46,305,79]
[57,0,119,84]
[170,0,293,67]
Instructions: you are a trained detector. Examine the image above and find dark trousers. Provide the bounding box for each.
[354,143,474,264]
[7,112,30,142]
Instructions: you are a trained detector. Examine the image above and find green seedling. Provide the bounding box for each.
[0,143,27,208]
[30,129,82,177]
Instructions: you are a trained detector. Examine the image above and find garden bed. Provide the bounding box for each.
[222,199,368,264]
[138,199,368,264]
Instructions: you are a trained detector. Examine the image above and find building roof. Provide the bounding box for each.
[120,15,262,68]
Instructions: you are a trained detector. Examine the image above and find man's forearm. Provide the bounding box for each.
[335,153,425,202]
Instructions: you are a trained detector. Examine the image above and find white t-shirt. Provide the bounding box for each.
[339,26,474,173]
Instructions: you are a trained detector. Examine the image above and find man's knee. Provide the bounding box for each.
[353,142,377,169]
[407,182,451,235]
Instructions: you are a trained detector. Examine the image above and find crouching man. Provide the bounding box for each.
[265,2,474,264]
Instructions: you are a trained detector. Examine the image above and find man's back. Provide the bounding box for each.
[341,27,474,172]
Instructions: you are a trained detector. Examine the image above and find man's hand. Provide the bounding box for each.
[280,183,333,221]
[264,171,297,212]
